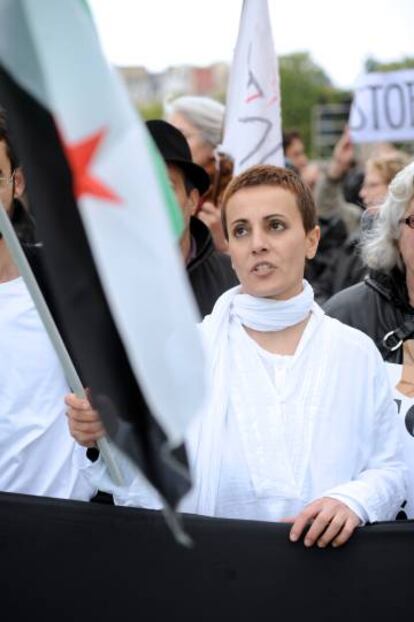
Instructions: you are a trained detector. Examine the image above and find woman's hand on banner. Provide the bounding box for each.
[65,393,106,447]
[287,497,361,548]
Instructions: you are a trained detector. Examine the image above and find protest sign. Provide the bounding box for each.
[349,69,414,143]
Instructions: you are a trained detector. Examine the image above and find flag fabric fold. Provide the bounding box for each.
[0,0,206,508]
[221,0,284,174]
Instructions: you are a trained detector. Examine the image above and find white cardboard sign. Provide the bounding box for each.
[349,69,414,143]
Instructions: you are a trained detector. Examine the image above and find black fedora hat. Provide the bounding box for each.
[146,119,210,195]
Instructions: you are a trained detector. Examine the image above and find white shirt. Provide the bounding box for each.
[215,347,301,521]
[386,361,414,517]
[79,303,406,523]
[0,277,95,500]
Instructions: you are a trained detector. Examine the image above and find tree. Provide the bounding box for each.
[279,52,347,154]
[365,56,414,73]
[138,101,163,121]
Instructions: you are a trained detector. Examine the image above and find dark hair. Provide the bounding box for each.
[0,108,19,170]
[0,108,36,243]
[221,165,317,239]
[167,161,196,196]
[183,175,196,195]
[282,130,303,152]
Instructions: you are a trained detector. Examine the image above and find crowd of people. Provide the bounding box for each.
[2,93,414,547]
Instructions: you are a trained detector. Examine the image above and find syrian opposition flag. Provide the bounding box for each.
[0,0,206,508]
[221,0,284,174]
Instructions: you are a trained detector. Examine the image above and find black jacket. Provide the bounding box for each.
[187,217,238,317]
[324,269,414,363]
[305,215,348,303]
[327,230,366,296]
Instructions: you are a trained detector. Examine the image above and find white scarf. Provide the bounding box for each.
[189,282,327,517]
[232,280,314,331]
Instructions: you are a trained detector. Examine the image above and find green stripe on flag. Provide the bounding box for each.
[79,0,93,18]
[147,136,184,239]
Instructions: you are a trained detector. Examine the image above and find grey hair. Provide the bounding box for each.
[164,95,225,148]
[361,160,414,272]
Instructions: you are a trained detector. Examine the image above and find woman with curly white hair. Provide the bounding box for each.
[325,160,414,357]
[325,160,414,517]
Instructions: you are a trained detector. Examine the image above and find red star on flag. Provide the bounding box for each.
[62,128,121,204]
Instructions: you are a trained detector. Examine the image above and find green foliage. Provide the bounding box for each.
[279,52,345,154]
[365,56,414,72]
[138,101,163,120]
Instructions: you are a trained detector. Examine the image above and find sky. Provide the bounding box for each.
[89,0,414,89]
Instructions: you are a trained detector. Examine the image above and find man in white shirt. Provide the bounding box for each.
[0,109,94,500]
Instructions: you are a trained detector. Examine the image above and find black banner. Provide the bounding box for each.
[0,492,413,621]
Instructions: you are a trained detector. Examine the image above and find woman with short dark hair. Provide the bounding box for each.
[67,165,406,548]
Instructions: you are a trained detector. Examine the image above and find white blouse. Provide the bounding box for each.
[216,345,303,521]
[79,303,406,523]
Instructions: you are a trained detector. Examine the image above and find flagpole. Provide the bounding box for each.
[0,202,124,486]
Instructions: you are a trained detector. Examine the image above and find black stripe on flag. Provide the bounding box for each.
[0,65,190,509]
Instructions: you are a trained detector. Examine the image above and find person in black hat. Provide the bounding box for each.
[146,120,238,317]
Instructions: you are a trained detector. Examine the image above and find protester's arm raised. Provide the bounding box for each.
[197,201,229,253]
[65,393,106,447]
[327,127,354,180]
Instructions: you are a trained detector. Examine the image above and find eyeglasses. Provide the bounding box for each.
[0,171,15,190]
[400,215,414,229]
